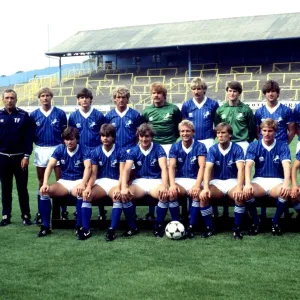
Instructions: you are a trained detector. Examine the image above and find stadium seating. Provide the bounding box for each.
[3,60,300,113]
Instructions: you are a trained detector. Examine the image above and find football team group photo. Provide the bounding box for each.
[2,77,300,242]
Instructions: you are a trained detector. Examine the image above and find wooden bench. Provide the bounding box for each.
[51,196,299,232]
[52,196,188,229]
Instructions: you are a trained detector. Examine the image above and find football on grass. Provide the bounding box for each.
[165,221,185,240]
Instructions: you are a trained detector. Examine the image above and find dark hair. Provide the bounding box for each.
[62,127,79,140]
[214,122,233,135]
[262,80,280,95]
[76,88,93,100]
[100,124,116,139]
[2,89,17,100]
[226,81,243,94]
[136,123,155,138]
[38,87,53,98]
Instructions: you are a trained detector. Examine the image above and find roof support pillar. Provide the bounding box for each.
[59,57,62,86]
[188,49,191,80]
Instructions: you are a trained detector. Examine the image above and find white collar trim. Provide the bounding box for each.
[262,139,276,151]
[218,142,232,156]
[67,144,79,157]
[39,106,54,117]
[102,144,115,157]
[182,140,194,154]
[266,102,280,114]
[193,96,207,109]
[79,107,93,118]
[115,107,129,118]
[139,142,153,156]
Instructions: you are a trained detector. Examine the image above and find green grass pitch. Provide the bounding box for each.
[1,138,300,299]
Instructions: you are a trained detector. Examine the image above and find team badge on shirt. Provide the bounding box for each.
[227,160,234,166]
[36,122,40,126]
[149,117,153,121]
[215,161,220,165]
[203,111,210,118]
[125,120,132,127]
[259,156,264,162]
[89,121,96,128]
[273,155,280,163]
[75,160,82,167]
[150,158,157,166]
[163,113,172,120]
[190,156,197,164]
[137,161,142,166]
[61,160,65,164]
[76,123,81,128]
[98,161,103,166]
[51,119,58,125]
[111,159,117,167]
[236,113,244,120]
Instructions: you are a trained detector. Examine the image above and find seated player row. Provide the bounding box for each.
[37,118,300,240]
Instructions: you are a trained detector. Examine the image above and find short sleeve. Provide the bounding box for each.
[196,142,207,157]
[206,147,216,164]
[245,142,256,161]
[157,145,167,159]
[168,143,178,159]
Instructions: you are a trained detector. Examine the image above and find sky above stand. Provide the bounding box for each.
[1,0,299,76]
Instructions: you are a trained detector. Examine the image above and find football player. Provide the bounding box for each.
[105,86,142,150]
[168,120,207,238]
[30,87,67,223]
[255,80,295,219]
[38,127,91,237]
[82,124,128,241]
[181,77,219,151]
[68,88,106,220]
[142,82,182,220]
[244,118,291,236]
[120,123,169,237]
[200,122,245,239]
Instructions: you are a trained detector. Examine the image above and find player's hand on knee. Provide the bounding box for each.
[113,189,121,201]
[233,189,243,202]
[121,188,133,203]
[82,187,91,201]
[76,183,85,197]
[200,189,210,201]
[279,185,290,199]
[169,185,179,199]
[291,186,299,199]
[158,185,169,202]
[40,184,49,194]
[189,186,201,200]
[243,184,254,198]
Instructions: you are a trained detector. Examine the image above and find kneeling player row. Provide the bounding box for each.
[37,118,299,240]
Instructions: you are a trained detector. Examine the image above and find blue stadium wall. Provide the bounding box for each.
[102,38,300,70]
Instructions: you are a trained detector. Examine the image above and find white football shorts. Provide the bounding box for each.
[131,178,162,194]
[251,177,284,195]
[95,178,119,195]
[57,179,83,194]
[209,178,238,195]
[175,178,197,192]
[198,138,214,151]
[34,145,60,167]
